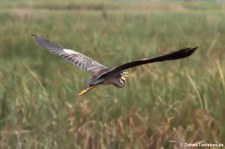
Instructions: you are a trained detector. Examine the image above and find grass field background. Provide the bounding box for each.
[0,0,225,148]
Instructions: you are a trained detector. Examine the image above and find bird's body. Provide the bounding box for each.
[33,35,197,97]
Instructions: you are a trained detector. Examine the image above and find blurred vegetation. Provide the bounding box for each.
[0,0,224,149]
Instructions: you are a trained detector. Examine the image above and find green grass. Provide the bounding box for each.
[0,1,225,148]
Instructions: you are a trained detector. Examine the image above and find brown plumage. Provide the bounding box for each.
[33,35,197,97]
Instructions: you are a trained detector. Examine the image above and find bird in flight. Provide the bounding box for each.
[33,35,197,97]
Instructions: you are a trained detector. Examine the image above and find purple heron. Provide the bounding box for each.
[33,35,197,97]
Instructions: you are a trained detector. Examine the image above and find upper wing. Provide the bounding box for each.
[98,47,198,78]
[32,35,107,76]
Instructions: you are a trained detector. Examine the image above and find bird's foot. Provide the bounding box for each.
[77,88,89,97]
[77,86,96,98]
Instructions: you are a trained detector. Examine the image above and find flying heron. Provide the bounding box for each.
[32,35,197,97]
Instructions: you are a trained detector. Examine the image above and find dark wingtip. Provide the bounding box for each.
[32,34,50,42]
[167,46,198,60]
[32,34,40,41]
[190,46,198,51]
[185,46,198,57]
[32,34,37,38]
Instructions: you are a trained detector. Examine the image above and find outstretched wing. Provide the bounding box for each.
[98,47,198,78]
[32,35,107,76]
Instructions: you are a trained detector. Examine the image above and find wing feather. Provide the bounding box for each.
[98,47,198,79]
[32,35,107,76]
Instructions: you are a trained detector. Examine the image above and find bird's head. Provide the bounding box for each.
[121,71,129,82]
[115,71,128,88]
[111,71,129,88]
